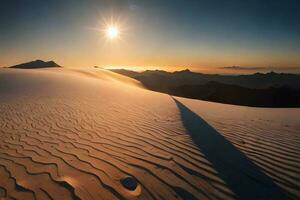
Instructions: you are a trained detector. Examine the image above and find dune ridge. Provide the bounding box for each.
[0,68,299,199]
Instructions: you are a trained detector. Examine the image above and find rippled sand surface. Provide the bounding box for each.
[0,68,299,200]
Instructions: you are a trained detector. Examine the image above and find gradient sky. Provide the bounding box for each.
[0,0,300,70]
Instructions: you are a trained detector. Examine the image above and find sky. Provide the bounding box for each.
[0,0,300,71]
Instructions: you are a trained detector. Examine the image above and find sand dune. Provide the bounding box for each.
[175,97,300,199]
[0,68,299,200]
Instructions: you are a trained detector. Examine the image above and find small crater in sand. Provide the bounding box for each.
[120,176,138,191]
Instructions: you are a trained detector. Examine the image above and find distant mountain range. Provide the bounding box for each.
[221,65,300,71]
[8,60,61,69]
[112,69,300,107]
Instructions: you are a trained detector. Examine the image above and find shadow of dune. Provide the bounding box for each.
[173,98,290,200]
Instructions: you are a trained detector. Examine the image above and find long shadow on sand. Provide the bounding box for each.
[173,98,289,200]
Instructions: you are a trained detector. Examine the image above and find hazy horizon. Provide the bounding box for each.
[3,59,300,75]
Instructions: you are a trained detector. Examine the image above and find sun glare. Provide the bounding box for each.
[106,26,119,39]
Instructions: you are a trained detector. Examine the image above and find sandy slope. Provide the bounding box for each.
[0,68,299,200]
[174,97,300,200]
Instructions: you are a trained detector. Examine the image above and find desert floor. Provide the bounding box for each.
[0,68,299,200]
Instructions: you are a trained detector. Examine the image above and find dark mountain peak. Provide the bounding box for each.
[174,69,191,73]
[266,71,278,75]
[173,69,195,75]
[182,69,191,73]
[47,60,57,65]
[9,60,61,69]
[143,70,169,75]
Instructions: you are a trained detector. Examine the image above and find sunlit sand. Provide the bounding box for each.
[0,67,299,199]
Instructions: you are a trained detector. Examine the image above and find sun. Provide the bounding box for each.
[106,26,119,39]
[95,16,125,41]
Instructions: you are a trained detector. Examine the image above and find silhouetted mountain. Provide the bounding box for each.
[9,60,61,69]
[221,66,300,72]
[170,82,300,107]
[112,69,300,107]
[112,69,300,90]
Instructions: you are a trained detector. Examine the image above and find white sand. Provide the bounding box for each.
[0,68,299,200]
